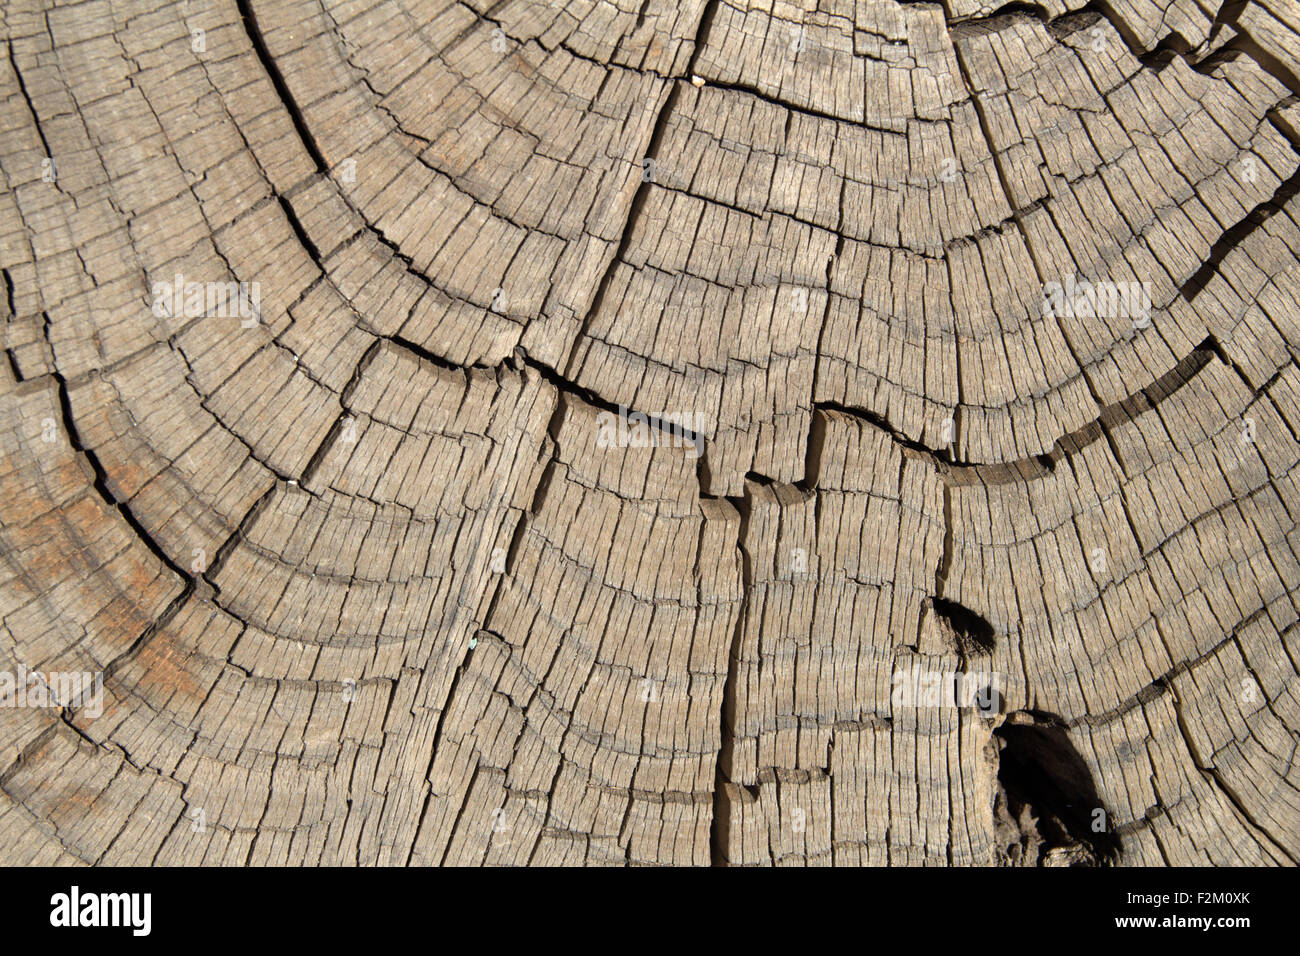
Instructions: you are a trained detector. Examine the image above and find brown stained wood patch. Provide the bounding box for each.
[0,0,1298,867]
[129,629,202,702]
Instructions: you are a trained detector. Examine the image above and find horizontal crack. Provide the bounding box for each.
[814,336,1217,484]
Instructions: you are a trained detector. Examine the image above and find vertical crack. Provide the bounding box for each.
[235,0,328,173]
[709,489,751,866]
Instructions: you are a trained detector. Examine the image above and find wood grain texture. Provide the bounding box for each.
[1,0,1298,866]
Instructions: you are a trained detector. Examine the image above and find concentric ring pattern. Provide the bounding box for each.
[1,0,1298,864]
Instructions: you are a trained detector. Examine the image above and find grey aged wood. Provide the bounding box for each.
[1,0,1298,865]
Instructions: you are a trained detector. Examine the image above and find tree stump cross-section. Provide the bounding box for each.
[0,0,1298,866]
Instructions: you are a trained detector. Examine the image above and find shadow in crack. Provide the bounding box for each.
[930,597,996,655]
[994,713,1122,866]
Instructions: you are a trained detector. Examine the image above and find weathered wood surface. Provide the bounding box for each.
[1,0,1298,865]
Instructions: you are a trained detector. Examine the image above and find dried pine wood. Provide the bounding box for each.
[1,0,1298,866]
